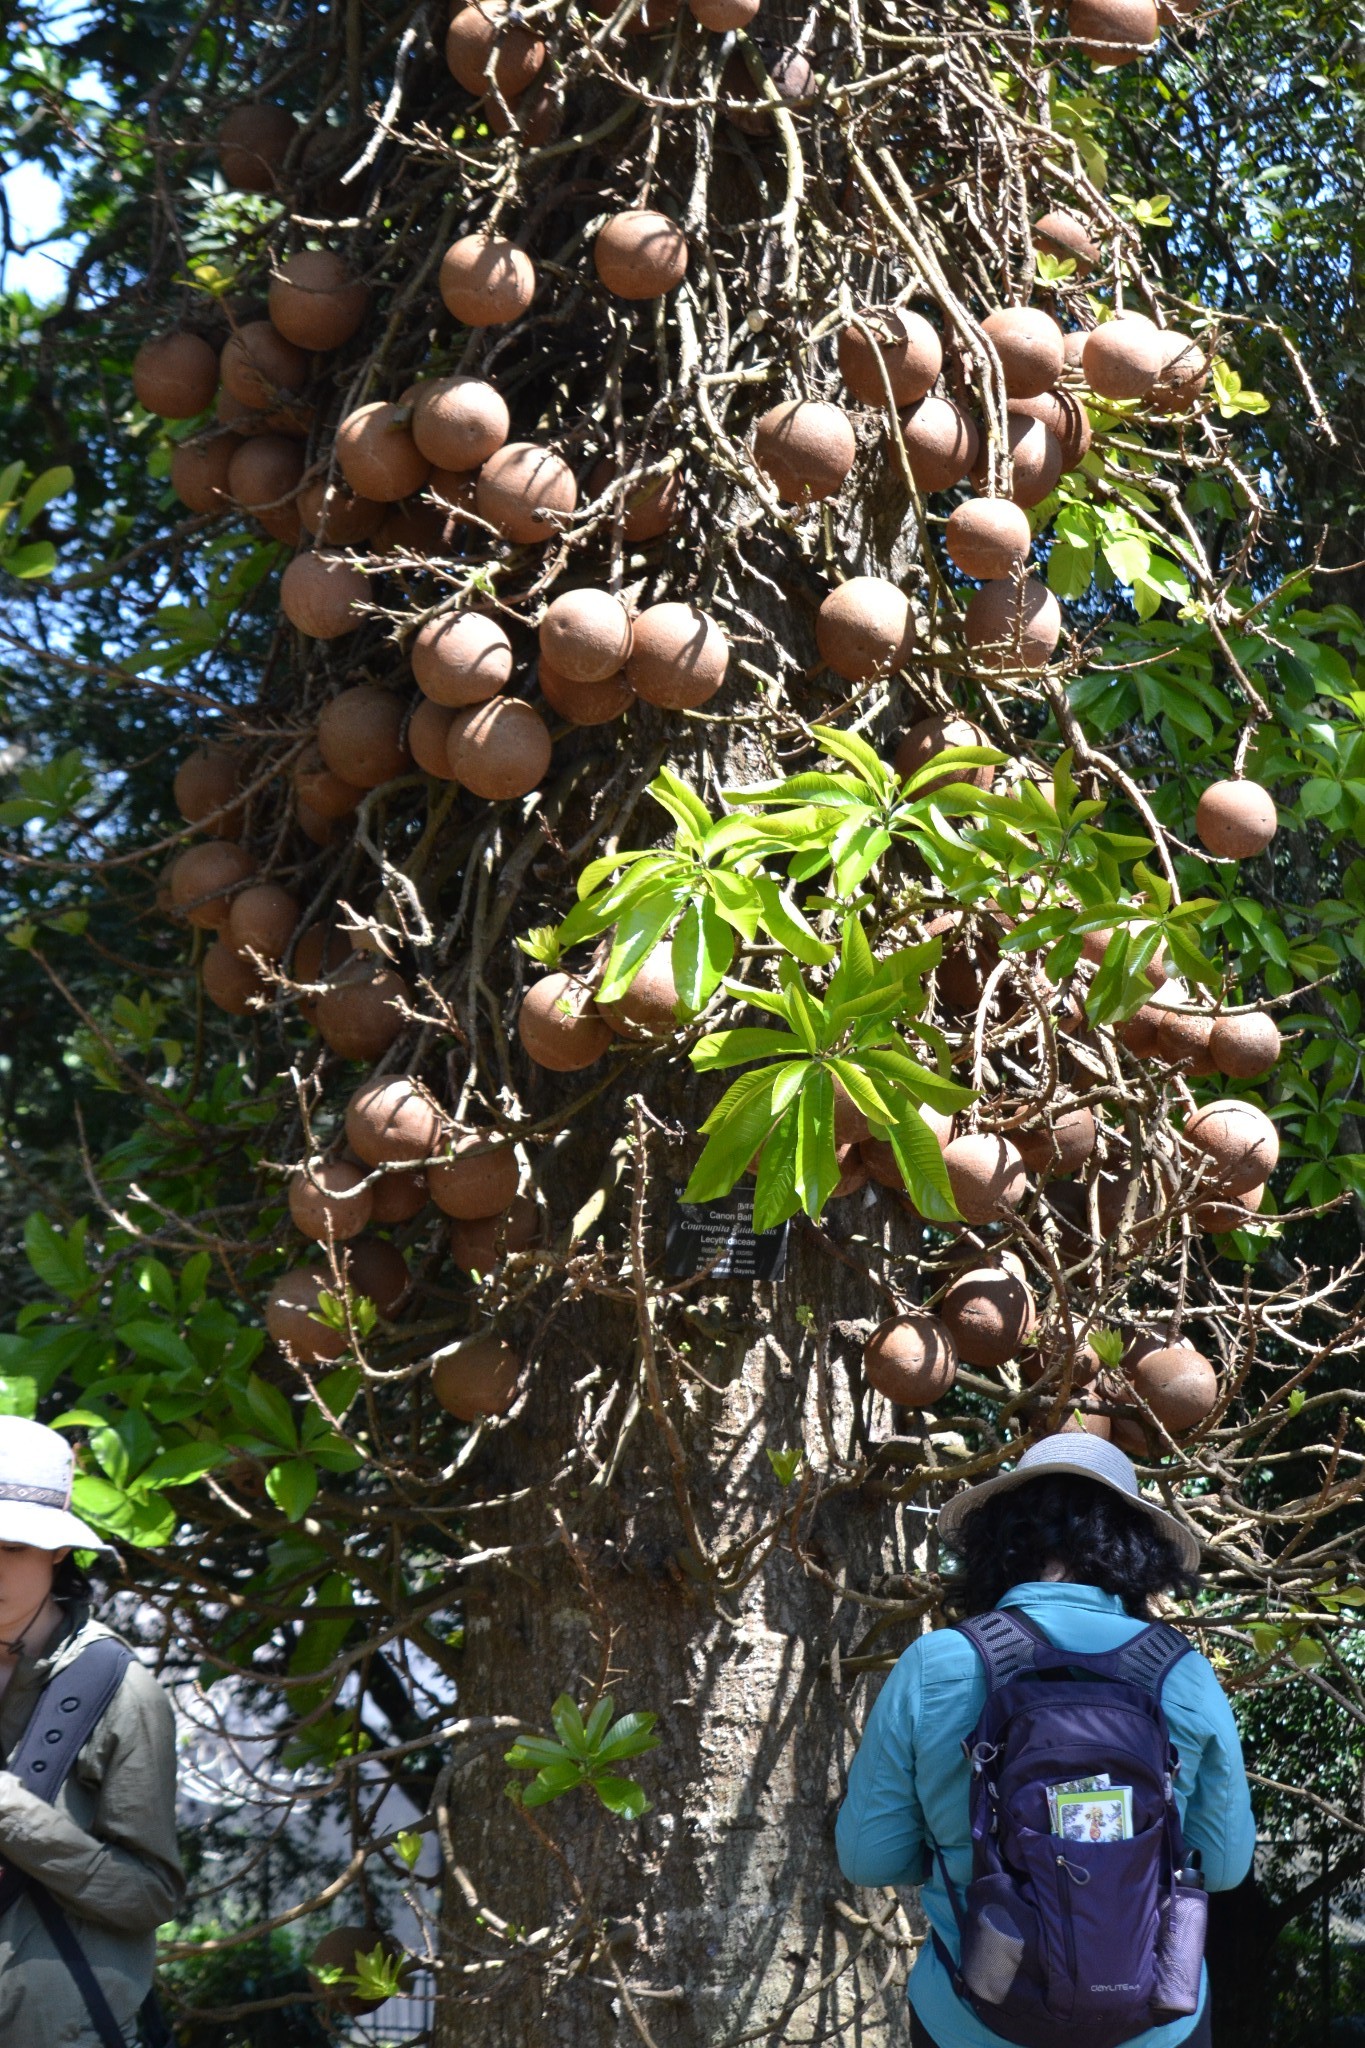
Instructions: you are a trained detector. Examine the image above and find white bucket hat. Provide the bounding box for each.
[0,1419,117,1554]
[935,1432,1201,1573]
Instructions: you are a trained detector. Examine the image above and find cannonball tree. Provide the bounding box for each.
[2,0,1365,2039]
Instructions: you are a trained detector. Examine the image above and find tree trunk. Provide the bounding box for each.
[437,466,924,2041]
[440,1185,925,2046]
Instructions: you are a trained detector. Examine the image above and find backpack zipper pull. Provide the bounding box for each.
[1057,1855,1091,1885]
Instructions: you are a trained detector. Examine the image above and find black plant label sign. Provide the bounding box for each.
[663,1189,789,1282]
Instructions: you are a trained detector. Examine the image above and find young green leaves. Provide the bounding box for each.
[685,919,974,1231]
[505,1693,660,1819]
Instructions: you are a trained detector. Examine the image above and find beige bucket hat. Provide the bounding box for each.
[0,1419,118,1553]
[935,1433,1201,1573]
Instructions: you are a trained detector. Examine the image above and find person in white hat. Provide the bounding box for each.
[836,1431,1256,2048]
[0,1418,184,2045]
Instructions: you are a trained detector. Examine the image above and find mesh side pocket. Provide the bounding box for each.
[962,1873,1039,2007]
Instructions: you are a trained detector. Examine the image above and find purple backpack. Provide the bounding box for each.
[930,1607,1210,2048]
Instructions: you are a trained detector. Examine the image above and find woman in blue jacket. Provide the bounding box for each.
[836,1434,1256,2048]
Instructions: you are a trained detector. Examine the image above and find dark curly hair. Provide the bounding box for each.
[941,1474,1200,1620]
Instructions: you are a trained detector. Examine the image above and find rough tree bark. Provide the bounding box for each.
[439,477,927,2043]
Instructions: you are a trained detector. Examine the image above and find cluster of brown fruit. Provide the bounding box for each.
[858,1094,1271,1445]
[760,291,1208,683]
[269,1070,532,1421]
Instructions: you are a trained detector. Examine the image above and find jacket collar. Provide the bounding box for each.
[998,1581,1130,1615]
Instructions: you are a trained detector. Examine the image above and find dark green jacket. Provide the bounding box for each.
[0,1603,185,2045]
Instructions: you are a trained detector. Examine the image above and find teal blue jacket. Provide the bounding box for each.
[835,1582,1256,2048]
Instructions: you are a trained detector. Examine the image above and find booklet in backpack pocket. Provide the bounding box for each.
[1052,1784,1134,1843]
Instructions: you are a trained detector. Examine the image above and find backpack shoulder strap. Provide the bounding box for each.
[7,1635,134,1799]
[954,1607,1048,1693]
[1110,1619,1193,1697]
[0,1637,144,2048]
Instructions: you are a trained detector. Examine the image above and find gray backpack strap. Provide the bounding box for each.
[6,1635,134,1795]
[0,1637,142,2046]
[1111,1620,1193,1697]
[955,1608,1047,1691]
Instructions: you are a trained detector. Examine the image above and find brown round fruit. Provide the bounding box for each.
[964,577,1062,671]
[1011,1106,1096,1177]
[297,478,385,545]
[539,658,634,726]
[202,940,267,1014]
[475,442,577,543]
[1009,390,1092,473]
[721,45,814,133]
[174,745,243,837]
[439,235,536,327]
[519,972,614,1071]
[411,376,509,472]
[1193,1181,1265,1234]
[171,434,242,512]
[1155,1006,1217,1074]
[220,321,309,410]
[280,551,368,638]
[594,209,689,301]
[227,434,305,542]
[597,944,680,1038]
[228,883,300,961]
[268,251,368,352]
[412,612,514,707]
[815,577,913,683]
[265,1270,346,1365]
[1151,331,1209,413]
[335,402,430,504]
[134,332,219,420]
[445,698,552,800]
[408,699,459,780]
[981,307,1067,400]
[289,1160,373,1242]
[346,1237,409,1318]
[218,103,299,191]
[1068,0,1160,63]
[588,456,681,541]
[945,498,1032,580]
[894,715,993,795]
[1082,315,1165,400]
[899,395,981,493]
[431,1335,521,1421]
[626,603,729,708]
[171,842,257,929]
[1001,414,1063,509]
[346,1075,445,1166]
[837,309,943,408]
[862,1313,958,1406]
[1033,210,1100,271]
[753,399,856,503]
[294,743,364,820]
[1131,1343,1218,1432]
[1184,1098,1279,1196]
[315,959,413,1061]
[446,2,546,95]
[539,589,633,683]
[368,1167,429,1224]
[939,1262,1037,1367]
[688,0,759,26]
[448,1194,540,1274]
[318,687,411,790]
[1208,1011,1281,1080]
[428,1134,519,1220]
[943,1133,1028,1223]
[1195,779,1277,860]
